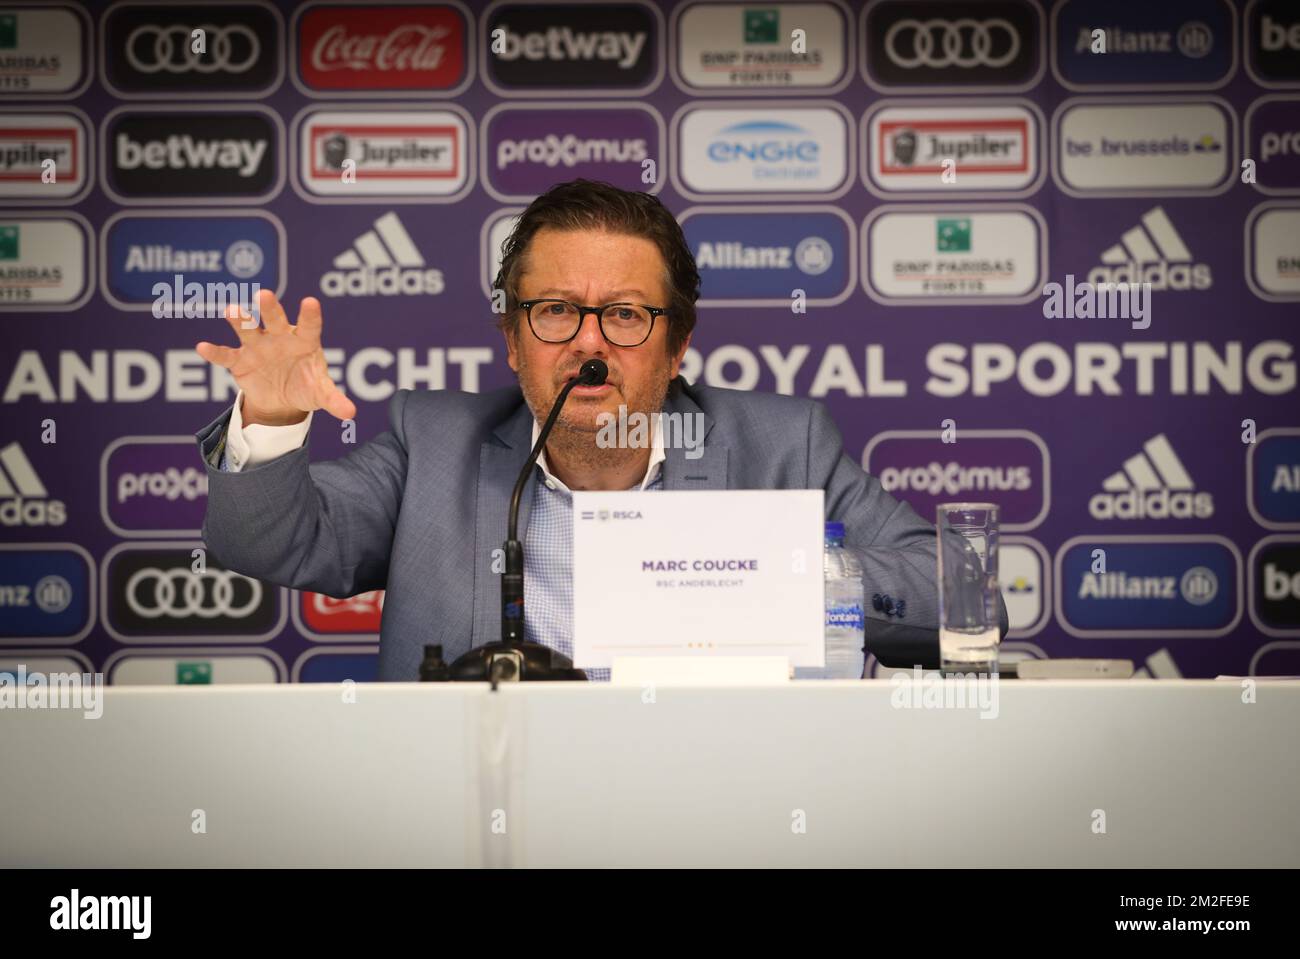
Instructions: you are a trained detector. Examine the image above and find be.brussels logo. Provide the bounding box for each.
[102,1,283,97]
[318,211,443,298]
[102,210,284,313]
[293,650,380,683]
[0,544,93,643]
[680,206,854,307]
[0,108,91,202]
[294,589,385,639]
[483,1,660,96]
[862,0,1043,91]
[863,100,1044,198]
[672,1,851,93]
[101,106,283,204]
[1089,433,1214,520]
[1246,0,1300,88]
[862,429,1049,531]
[0,5,90,95]
[1245,97,1300,195]
[0,441,65,527]
[1000,538,1050,637]
[1250,537,1300,635]
[0,215,92,311]
[1086,205,1213,291]
[483,103,663,202]
[1055,536,1241,638]
[672,103,852,200]
[1051,0,1235,90]
[293,2,470,96]
[295,107,470,201]
[862,204,1046,304]
[1052,99,1234,197]
[1248,428,1300,529]
[102,543,286,642]
[1246,202,1300,301]
[101,437,209,537]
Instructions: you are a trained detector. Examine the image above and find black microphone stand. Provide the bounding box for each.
[446,359,608,683]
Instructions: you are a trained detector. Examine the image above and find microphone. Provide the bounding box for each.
[447,358,608,683]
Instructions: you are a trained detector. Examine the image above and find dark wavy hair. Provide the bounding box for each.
[492,179,700,356]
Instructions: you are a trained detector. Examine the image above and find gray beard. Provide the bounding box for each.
[520,373,671,475]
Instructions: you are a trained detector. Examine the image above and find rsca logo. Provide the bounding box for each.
[1089,433,1213,520]
[1088,206,1212,291]
[319,212,443,297]
[0,442,65,526]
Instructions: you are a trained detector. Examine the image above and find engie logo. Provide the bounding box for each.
[1051,0,1235,89]
[102,437,209,537]
[1090,433,1213,520]
[1056,537,1240,637]
[1247,0,1300,87]
[485,2,659,94]
[0,441,66,526]
[682,207,853,306]
[294,2,468,94]
[0,5,88,94]
[296,108,469,199]
[102,2,282,97]
[103,211,283,313]
[0,545,91,640]
[103,543,284,641]
[0,217,92,310]
[1088,206,1213,290]
[674,104,851,198]
[483,104,662,201]
[319,211,443,297]
[863,429,1049,530]
[103,107,282,202]
[1252,538,1300,633]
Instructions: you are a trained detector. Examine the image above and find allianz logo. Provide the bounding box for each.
[879,462,1032,497]
[116,467,207,504]
[1071,22,1214,58]
[496,135,647,169]
[696,236,832,275]
[1271,463,1300,493]
[706,120,819,164]
[0,575,73,612]
[1089,433,1213,520]
[1078,567,1218,605]
[124,241,263,278]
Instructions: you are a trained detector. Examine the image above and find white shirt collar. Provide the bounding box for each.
[530,414,666,494]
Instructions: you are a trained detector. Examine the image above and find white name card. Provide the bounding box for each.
[571,489,825,669]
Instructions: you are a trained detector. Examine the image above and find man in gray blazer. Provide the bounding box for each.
[194,179,1006,681]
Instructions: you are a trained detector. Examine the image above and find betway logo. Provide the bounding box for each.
[320,212,444,297]
[116,134,267,177]
[1087,206,1212,291]
[493,25,646,68]
[1264,562,1300,600]
[0,442,66,526]
[1262,14,1300,51]
[1089,433,1213,520]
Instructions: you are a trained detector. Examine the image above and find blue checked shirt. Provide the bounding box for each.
[218,398,665,681]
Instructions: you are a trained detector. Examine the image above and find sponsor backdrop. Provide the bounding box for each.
[1,0,1298,683]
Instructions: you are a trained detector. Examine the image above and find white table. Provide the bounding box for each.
[3,680,1297,867]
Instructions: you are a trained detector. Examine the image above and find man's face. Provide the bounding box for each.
[504,227,690,435]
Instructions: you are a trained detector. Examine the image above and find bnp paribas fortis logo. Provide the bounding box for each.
[0,225,17,260]
[0,15,16,50]
[937,218,972,253]
[744,9,779,44]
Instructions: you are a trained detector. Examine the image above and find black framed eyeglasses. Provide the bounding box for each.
[517,299,667,348]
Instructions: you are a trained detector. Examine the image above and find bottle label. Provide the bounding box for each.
[826,604,864,631]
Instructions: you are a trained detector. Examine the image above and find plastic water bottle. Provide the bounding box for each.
[796,522,867,679]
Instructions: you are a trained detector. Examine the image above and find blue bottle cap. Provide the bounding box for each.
[824,521,845,539]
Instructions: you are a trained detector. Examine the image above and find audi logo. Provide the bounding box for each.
[125,567,263,619]
[125,24,261,74]
[884,18,1021,69]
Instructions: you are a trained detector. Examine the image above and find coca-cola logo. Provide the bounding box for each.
[295,4,466,93]
[300,589,385,634]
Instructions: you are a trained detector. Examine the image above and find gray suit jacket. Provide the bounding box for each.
[194,376,1006,679]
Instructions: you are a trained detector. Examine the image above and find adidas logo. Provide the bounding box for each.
[1088,433,1213,520]
[0,442,66,526]
[1086,206,1212,291]
[319,212,445,298]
